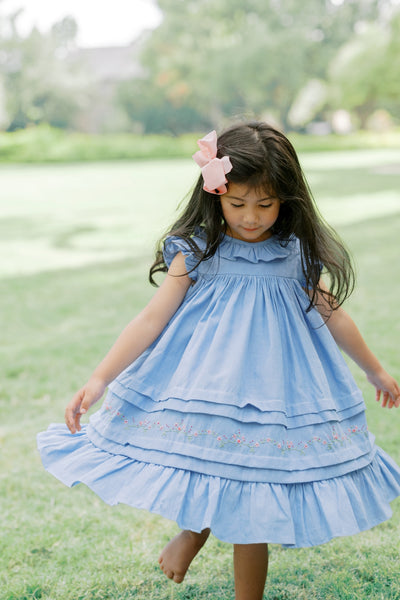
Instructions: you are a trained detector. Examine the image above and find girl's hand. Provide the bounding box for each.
[367,370,400,409]
[65,376,106,434]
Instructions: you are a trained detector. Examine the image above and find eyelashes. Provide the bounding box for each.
[231,203,273,209]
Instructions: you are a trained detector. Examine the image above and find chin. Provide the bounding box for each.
[241,230,271,242]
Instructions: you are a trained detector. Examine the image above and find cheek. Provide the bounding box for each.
[221,205,235,223]
[272,206,281,221]
[220,201,229,220]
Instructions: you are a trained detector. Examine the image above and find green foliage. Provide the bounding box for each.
[0,15,88,131]
[379,13,400,117]
[0,125,199,162]
[1,1,400,134]
[133,0,388,131]
[328,15,400,124]
[0,125,399,164]
[117,78,210,135]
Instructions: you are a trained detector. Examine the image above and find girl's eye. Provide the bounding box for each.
[230,202,274,208]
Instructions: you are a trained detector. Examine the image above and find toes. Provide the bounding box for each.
[159,562,184,584]
[159,563,173,580]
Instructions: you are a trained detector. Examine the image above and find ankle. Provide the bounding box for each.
[186,528,211,547]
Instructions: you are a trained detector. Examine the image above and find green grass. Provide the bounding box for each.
[1,150,400,599]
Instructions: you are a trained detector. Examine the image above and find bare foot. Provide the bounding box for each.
[158,528,210,583]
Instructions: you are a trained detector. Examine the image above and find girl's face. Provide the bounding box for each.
[220,182,281,243]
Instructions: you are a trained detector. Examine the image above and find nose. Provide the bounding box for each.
[243,208,258,225]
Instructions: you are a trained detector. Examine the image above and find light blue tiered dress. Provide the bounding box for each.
[37,232,400,547]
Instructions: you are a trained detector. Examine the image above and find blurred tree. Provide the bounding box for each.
[120,0,386,132]
[1,0,398,134]
[0,12,90,130]
[51,15,78,54]
[328,24,387,127]
[377,11,400,120]
[117,77,209,134]
[328,10,400,125]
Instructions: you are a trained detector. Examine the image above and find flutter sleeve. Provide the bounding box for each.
[278,237,322,288]
[163,236,200,282]
[296,238,324,288]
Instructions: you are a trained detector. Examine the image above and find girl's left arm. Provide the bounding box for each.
[310,281,400,409]
[65,252,193,433]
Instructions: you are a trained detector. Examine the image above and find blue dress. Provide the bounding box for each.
[37,232,400,547]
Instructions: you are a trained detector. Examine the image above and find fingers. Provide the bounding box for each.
[387,383,400,408]
[382,391,389,408]
[390,390,400,409]
[65,388,85,434]
[80,394,93,414]
[394,383,400,408]
[377,387,400,409]
[65,379,105,433]
[372,374,400,409]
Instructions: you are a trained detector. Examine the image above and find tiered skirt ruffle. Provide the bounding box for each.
[38,423,400,547]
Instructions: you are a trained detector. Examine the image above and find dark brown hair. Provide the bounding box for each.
[149,121,355,311]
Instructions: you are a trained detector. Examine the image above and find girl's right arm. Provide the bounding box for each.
[65,252,192,433]
[310,280,400,409]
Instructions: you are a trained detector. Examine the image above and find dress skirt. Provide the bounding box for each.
[37,233,400,547]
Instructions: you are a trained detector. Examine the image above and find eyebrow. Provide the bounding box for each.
[226,195,274,202]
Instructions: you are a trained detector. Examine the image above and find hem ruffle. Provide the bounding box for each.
[37,424,400,548]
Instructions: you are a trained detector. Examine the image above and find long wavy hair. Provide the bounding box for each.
[149,121,355,312]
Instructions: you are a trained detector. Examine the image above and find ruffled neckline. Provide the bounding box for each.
[216,233,296,263]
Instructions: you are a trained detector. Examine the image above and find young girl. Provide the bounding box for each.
[38,122,400,600]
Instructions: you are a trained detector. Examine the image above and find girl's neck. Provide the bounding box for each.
[223,227,275,244]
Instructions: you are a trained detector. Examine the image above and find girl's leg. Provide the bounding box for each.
[158,528,210,583]
[233,543,269,600]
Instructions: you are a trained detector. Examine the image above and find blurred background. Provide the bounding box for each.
[0,0,399,157]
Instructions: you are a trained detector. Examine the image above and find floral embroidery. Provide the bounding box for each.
[104,404,368,455]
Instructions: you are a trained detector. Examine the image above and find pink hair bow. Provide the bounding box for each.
[192,130,232,195]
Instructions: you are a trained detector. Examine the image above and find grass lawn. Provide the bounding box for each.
[1,150,400,599]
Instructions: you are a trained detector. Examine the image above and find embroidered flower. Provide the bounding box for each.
[104,405,368,456]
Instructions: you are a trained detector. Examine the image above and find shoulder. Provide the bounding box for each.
[163,229,207,282]
[163,229,206,263]
[283,236,315,266]
[282,235,301,255]
[276,236,307,282]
